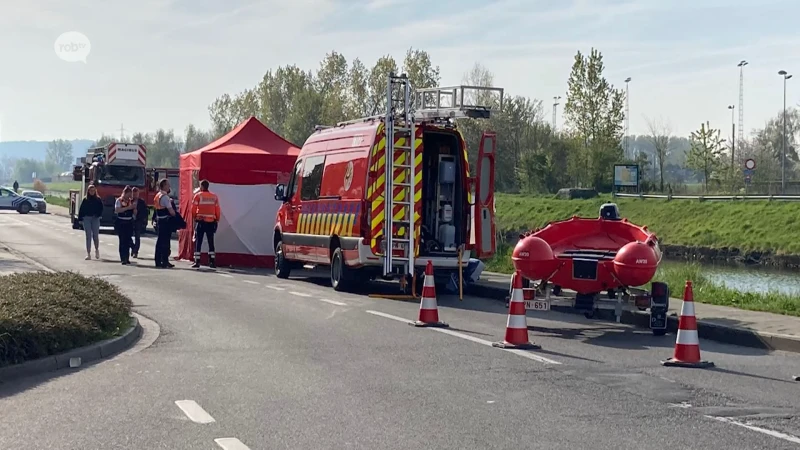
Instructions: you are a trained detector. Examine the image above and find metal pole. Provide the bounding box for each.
[783,76,787,193]
[625,78,631,158]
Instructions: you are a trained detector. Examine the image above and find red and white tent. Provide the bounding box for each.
[178,117,300,268]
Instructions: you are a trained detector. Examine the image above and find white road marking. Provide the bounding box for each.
[319,298,347,306]
[364,310,561,365]
[290,291,311,297]
[174,400,216,424]
[218,273,234,278]
[242,280,259,285]
[265,285,285,291]
[707,415,800,445]
[214,438,251,450]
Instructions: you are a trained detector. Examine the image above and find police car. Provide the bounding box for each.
[0,186,40,214]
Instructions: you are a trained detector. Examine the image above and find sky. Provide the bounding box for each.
[1,0,799,143]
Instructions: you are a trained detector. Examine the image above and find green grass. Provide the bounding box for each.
[45,196,69,209]
[485,244,800,316]
[21,181,80,193]
[495,193,800,255]
[0,272,133,367]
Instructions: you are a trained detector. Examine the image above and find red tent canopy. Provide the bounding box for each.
[180,116,300,185]
[178,117,301,268]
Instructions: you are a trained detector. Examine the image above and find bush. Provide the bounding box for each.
[33,179,47,194]
[0,271,133,367]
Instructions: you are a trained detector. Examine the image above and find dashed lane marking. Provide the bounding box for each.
[289,291,311,297]
[214,438,251,450]
[174,400,216,424]
[364,310,561,365]
[319,298,347,306]
[265,285,285,291]
[706,415,800,445]
[242,280,259,285]
[218,273,234,278]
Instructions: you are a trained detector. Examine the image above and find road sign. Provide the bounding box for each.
[743,168,754,177]
[745,175,752,184]
[744,158,756,170]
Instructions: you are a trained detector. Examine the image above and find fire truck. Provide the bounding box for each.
[69,142,179,232]
[273,74,502,293]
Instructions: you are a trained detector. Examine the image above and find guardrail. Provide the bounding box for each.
[613,193,800,202]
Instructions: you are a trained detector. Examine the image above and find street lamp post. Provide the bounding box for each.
[779,70,793,193]
[624,77,631,159]
[552,96,561,131]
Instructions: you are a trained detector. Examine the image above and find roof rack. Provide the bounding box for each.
[415,85,504,120]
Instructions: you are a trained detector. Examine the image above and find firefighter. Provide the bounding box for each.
[191,180,220,268]
[114,186,136,265]
[154,178,176,268]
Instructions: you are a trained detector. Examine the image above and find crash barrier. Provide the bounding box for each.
[492,271,539,350]
[661,280,714,368]
[411,261,449,328]
[613,192,800,202]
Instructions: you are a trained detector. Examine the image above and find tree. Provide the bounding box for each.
[645,117,672,191]
[13,158,46,183]
[346,58,370,118]
[45,139,74,172]
[563,48,625,190]
[366,55,398,115]
[184,124,213,152]
[687,122,725,192]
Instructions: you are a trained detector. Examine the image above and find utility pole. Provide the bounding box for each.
[119,123,126,142]
[779,70,792,193]
[624,77,631,159]
[728,105,735,168]
[552,96,561,131]
[737,61,747,157]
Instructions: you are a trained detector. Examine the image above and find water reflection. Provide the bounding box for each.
[662,261,800,296]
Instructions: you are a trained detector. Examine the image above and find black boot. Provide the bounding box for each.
[192,259,201,268]
[209,257,216,269]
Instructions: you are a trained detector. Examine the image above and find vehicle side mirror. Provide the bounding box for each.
[274,184,287,202]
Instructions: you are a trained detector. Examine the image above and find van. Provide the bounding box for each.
[273,77,503,292]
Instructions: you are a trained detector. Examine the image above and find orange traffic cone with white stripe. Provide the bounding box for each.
[661,280,714,368]
[411,261,449,328]
[493,271,541,350]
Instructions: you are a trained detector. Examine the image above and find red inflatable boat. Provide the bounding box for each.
[511,203,662,296]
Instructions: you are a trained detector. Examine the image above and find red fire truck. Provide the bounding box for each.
[69,143,179,232]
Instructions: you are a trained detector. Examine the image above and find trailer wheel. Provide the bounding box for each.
[274,241,292,279]
[330,247,351,292]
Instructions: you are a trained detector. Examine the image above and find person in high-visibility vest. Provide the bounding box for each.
[191,180,221,268]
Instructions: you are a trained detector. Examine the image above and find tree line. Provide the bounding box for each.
[16,46,799,194]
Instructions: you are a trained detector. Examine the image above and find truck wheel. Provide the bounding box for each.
[330,247,351,292]
[275,241,291,279]
[17,203,30,214]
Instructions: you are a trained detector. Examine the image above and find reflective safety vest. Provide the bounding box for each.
[192,191,220,223]
[154,192,171,221]
[117,198,134,221]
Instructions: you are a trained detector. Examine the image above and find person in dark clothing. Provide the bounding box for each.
[12,180,19,193]
[154,179,176,268]
[114,186,136,265]
[130,187,148,259]
[77,184,103,260]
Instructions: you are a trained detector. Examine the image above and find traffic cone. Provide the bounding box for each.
[411,261,449,328]
[661,280,714,368]
[493,271,541,350]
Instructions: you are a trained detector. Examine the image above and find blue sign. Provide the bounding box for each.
[743,168,754,177]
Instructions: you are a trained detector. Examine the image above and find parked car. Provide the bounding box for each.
[21,190,47,213]
[0,186,39,214]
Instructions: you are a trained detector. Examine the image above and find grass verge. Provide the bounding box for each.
[0,271,133,367]
[496,193,800,254]
[485,244,800,317]
[45,196,69,209]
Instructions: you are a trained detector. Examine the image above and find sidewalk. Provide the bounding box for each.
[473,271,800,354]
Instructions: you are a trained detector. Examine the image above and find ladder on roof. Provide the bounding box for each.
[383,73,416,278]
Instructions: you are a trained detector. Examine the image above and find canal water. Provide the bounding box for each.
[662,260,800,296]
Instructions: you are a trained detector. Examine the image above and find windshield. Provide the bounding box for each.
[95,165,146,187]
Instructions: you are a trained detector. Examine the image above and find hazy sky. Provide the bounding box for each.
[1,0,799,142]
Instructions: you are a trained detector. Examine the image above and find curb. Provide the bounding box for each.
[0,316,143,383]
[469,282,800,354]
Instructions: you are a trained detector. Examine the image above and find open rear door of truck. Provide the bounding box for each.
[474,132,496,259]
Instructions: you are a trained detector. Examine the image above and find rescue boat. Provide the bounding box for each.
[511,203,662,297]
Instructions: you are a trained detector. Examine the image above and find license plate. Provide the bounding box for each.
[524,300,550,311]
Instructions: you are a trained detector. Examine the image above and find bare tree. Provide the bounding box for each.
[645,116,672,191]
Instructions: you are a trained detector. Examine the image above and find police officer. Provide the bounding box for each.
[114,186,136,265]
[191,180,220,268]
[154,178,176,268]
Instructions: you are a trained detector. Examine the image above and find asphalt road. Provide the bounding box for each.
[1,211,800,449]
